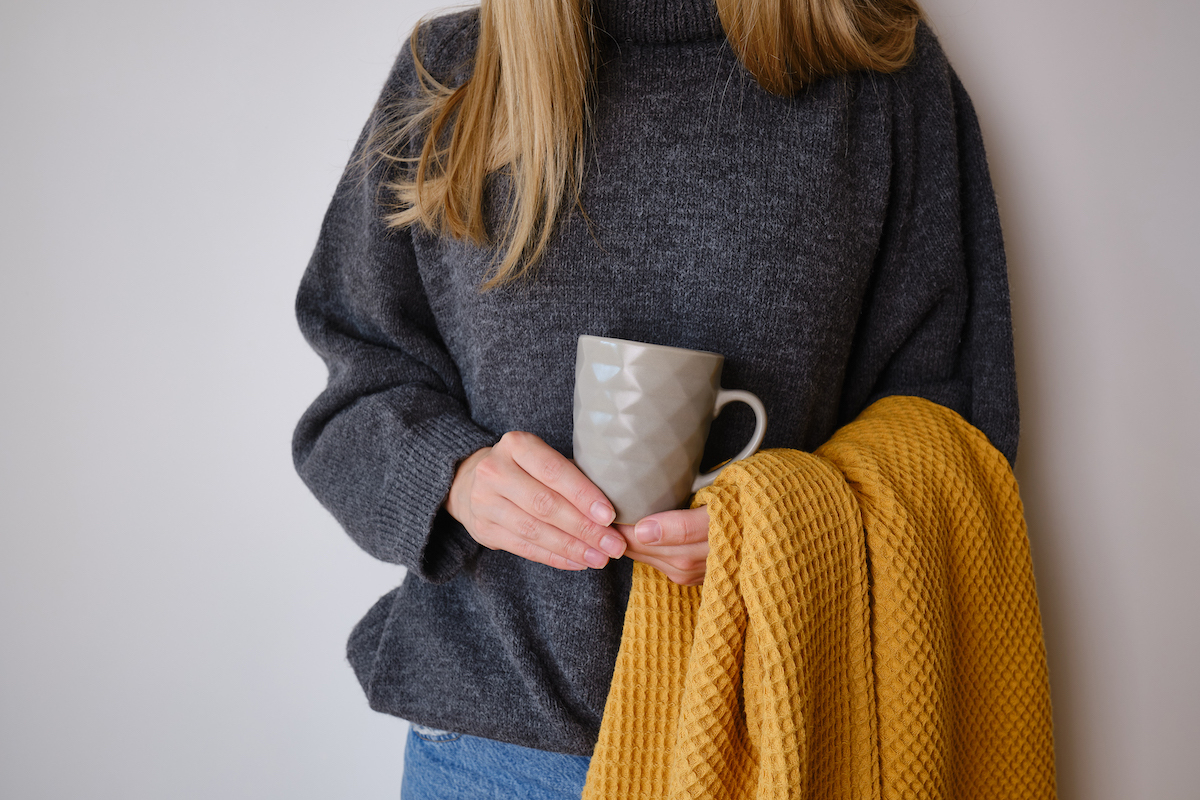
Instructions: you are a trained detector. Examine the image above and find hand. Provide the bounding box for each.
[445,431,627,571]
[616,505,711,586]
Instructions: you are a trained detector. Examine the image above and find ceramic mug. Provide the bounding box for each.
[572,335,768,524]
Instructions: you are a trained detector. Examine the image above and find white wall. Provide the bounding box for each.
[0,2,428,797]
[1,1,1196,798]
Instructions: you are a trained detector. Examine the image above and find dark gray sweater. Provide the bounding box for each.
[293,0,1018,756]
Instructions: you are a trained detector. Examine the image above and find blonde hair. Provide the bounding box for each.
[377,0,921,289]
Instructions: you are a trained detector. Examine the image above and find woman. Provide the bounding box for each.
[293,0,1018,796]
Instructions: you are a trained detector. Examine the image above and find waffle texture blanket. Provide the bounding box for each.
[582,396,1055,799]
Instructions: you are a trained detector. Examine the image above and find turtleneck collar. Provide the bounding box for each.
[593,0,724,44]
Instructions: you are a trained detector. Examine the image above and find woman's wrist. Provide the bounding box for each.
[445,447,491,525]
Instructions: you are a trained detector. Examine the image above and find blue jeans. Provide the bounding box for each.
[400,725,591,800]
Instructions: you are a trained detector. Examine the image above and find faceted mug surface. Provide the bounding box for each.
[572,336,767,525]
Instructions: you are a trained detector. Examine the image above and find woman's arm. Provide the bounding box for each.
[616,27,1020,586]
[294,151,627,581]
[292,151,495,583]
[839,24,1019,463]
[293,19,624,582]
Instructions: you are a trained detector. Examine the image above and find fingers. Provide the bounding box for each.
[497,497,613,568]
[618,506,711,586]
[621,548,708,586]
[633,506,710,547]
[447,432,625,571]
[503,432,617,528]
[497,432,624,559]
[470,498,598,570]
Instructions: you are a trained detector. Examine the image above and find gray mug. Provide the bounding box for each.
[572,335,768,525]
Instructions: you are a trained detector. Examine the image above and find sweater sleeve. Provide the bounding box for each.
[292,14,497,583]
[837,25,1020,465]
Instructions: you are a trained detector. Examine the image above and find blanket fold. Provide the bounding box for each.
[583,396,1055,800]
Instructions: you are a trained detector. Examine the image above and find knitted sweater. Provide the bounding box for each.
[582,397,1054,798]
[293,0,1019,755]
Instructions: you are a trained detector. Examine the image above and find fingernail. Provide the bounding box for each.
[600,534,625,558]
[635,520,661,545]
[584,548,608,569]
[590,501,616,526]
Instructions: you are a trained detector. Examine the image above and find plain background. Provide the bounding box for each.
[1,0,1196,797]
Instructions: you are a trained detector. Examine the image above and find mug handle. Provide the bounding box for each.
[691,389,768,492]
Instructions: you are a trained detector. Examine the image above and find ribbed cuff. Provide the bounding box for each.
[377,413,500,583]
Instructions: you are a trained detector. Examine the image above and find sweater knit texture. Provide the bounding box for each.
[293,0,1019,754]
[583,396,1054,799]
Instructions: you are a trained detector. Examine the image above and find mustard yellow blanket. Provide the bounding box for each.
[583,396,1055,800]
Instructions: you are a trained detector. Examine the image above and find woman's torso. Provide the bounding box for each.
[349,3,960,756]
